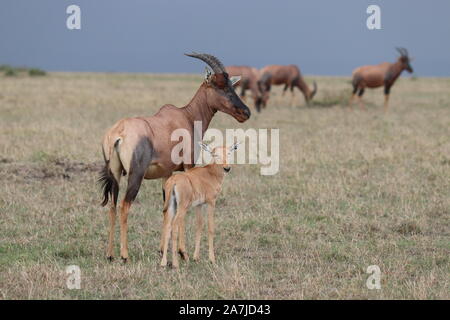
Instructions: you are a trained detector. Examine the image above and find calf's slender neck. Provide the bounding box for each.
[207,162,225,177]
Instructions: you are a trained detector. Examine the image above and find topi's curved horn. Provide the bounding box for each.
[207,55,226,73]
[396,47,408,57]
[401,47,409,57]
[185,52,225,74]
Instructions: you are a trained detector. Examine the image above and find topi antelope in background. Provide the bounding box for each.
[349,47,414,111]
[225,66,264,112]
[258,64,317,107]
[160,142,239,269]
[99,53,250,263]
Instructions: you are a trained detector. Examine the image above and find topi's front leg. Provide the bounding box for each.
[384,85,391,113]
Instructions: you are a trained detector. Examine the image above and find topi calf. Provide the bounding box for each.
[160,142,239,268]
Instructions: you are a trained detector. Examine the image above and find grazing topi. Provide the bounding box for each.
[258,64,317,107]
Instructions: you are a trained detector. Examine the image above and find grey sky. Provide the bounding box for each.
[1,0,449,76]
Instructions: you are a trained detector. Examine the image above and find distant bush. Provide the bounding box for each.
[0,64,11,71]
[4,67,18,77]
[14,66,29,72]
[1,65,47,77]
[28,68,46,76]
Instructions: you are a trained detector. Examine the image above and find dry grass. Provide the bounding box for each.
[0,73,449,299]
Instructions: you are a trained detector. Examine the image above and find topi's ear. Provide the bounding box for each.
[204,67,213,83]
[229,76,241,87]
[229,142,240,152]
[198,141,213,154]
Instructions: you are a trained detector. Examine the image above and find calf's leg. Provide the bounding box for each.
[171,207,187,269]
[160,209,173,267]
[193,206,204,261]
[207,203,216,264]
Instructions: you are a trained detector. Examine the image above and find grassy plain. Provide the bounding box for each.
[0,72,449,299]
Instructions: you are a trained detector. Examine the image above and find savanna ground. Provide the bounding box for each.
[0,72,449,299]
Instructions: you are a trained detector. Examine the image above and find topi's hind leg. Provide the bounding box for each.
[120,170,146,263]
[119,140,152,263]
[357,88,366,111]
[106,166,121,261]
[107,183,119,261]
[282,83,289,96]
[348,85,358,110]
[119,199,132,263]
[384,94,390,112]
[384,85,391,112]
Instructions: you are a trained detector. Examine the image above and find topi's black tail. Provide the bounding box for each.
[98,162,118,207]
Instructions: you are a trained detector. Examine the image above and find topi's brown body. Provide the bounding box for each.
[258,64,317,107]
[349,47,413,112]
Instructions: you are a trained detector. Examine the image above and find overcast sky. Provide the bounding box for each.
[1,0,449,76]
